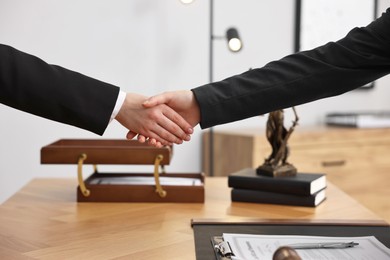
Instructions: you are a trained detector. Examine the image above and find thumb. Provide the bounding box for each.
[142,93,171,108]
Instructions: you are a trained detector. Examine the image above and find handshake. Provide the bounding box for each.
[115,90,199,147]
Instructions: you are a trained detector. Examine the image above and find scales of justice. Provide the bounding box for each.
[256,107,299,177]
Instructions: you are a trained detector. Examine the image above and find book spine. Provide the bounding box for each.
[228,177,311,196]
[231,189,322,207]
[326,113,390,128]
[325,114,358,127]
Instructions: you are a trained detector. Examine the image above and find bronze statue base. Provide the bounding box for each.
[256,163,297,177]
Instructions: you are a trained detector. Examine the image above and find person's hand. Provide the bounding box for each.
[115,92,194,147]
[143,90,200,126]
[139,90,201,144]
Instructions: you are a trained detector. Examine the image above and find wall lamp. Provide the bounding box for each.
[226,28,243,52]
[179,0,194,4]
[212,27,243,53]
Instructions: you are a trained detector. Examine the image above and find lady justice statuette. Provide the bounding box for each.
[256,107,299,177]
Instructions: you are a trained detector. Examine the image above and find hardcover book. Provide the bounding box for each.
[228,168,326,196]
[231,188,326,207]
[325,111,390,128]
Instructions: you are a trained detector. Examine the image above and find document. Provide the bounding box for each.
[222,233,390,260]
[89,176,202,186]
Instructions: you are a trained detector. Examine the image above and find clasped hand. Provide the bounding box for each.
[115,91,200,147]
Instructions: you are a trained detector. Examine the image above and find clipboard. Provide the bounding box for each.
[41,139,205,202]
[210,236,234,260]
[191,219,390,260]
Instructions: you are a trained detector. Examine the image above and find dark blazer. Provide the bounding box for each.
[193,8,390,129]
[0,44,119,135]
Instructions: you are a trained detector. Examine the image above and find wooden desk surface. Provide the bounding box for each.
[0,177,385,259]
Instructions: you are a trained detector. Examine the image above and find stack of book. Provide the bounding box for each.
[325,111,390,128]
[228,168,327,207]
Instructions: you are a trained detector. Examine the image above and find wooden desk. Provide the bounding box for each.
[0,178,386,259]
[202,127,390,222]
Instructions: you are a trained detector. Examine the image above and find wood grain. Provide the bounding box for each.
[0,177,384,259]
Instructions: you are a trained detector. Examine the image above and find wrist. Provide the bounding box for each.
[110,90,127,123]
[189,90,201,125]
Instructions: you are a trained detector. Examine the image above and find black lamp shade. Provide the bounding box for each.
[226,27,242,52]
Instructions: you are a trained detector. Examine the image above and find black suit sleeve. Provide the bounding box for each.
[0,44,120,135]
[192,8,390,129]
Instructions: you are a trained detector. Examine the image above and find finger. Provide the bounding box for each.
[148,138,167,148]
[147,125,183,145]
[126,131,137,140]
[162,106,193,136]
[145,138,164,148]
[142,93,172,108]
[137,135,147,143]
[154,117,189,143]
[149,138,157,146]
[155,141,166,147]
[137,129,173,146]
[125,131,167,148]
[135,109,186,144]
[156,107,192,141]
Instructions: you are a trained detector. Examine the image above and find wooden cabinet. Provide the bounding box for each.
[202,127,390,222]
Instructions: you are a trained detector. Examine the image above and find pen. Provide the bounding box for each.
[287,241,359,249]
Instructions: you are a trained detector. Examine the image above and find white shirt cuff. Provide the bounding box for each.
[110,90,126,123]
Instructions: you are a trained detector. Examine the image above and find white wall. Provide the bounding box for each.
[0,0,389,203]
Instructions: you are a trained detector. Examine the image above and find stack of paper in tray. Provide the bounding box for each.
[228,168,327,207]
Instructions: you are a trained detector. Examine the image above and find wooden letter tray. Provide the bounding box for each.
[41,139,204,203]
